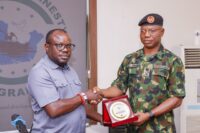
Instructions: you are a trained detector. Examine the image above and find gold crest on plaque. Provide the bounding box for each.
[110,101,130,121]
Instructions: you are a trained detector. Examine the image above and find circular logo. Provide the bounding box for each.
[147,16,155,23]
[110,101,130,121]
[0,1,66,85]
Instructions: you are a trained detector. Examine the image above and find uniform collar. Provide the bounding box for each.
[156,45,165,60]
[44,55,70,70]
[136,44,165,60]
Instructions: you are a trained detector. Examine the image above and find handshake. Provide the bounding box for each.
[78,87,103,105]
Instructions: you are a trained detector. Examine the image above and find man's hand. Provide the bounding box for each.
[131,112,150,126]
[93,86,104,97]
[85,89,102,104]
[88,87,103,104]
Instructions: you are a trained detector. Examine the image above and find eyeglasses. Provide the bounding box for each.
[140,28,162,36]
[54,43,76,51]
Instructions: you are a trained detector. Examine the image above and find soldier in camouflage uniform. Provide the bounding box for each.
[94,13,185,133]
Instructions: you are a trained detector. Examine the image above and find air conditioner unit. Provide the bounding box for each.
[180,45,200,133]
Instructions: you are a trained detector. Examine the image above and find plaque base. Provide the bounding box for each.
[102,95,138,127]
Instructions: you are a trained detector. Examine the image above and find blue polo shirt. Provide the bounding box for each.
[27,55,86,133]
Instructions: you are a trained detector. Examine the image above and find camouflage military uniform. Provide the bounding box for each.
[111,45,185,133]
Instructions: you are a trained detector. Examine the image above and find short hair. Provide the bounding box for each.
[45,28,67,44]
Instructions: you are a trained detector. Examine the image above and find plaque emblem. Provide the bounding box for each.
[110,101,130,121]
[102,95,138,127]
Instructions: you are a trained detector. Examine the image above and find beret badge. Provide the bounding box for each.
[147,16,155,24]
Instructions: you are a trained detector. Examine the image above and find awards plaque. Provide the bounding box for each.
[102,95,138,127]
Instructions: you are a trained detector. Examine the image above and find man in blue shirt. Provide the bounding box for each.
[27,29,101,133]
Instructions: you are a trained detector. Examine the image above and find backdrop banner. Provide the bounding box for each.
[0,0,87,131]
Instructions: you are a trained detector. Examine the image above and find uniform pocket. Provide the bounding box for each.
[128,64,140,85]
[152,65,169,79]
[128,63,139,75]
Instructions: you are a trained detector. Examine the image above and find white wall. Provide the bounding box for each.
[97,0,200,90]
[86,0,200,133]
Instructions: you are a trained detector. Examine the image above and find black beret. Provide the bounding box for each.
[138,13,163,26]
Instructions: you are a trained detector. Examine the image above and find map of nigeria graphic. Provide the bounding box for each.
[0,20,43,65]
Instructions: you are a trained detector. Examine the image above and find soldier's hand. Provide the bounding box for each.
[88,87,103,104]
[85,90,102,105]
[131,112,150,126]
[92,86,104,97]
